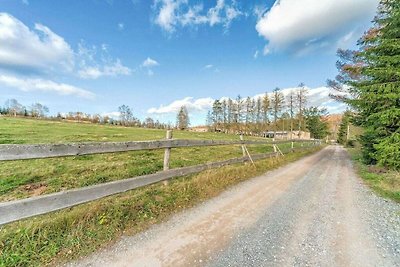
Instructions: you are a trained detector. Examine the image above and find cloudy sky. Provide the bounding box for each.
[0,0,378,125]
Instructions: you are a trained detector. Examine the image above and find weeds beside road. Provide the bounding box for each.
[348,147,400,203]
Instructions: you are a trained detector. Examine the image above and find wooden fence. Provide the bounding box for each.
[0,131,320,225]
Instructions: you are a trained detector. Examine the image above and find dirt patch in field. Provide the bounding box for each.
[22,183,48,196]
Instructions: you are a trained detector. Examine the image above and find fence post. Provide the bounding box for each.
[163,130,173,185]
[163,130,172,171]
[240,134,246,157]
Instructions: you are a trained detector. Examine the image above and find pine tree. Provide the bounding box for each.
[176,106,190,130]
[304,107,329,139]
[337,112,350,145]
[329,0,400,169]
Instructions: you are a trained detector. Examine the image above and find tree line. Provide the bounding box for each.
[329,0,400,170]
[0,99,173,129]
[0,99,49,118]
[205,85,329,139]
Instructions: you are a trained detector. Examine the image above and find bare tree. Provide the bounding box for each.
[296,83,309,133]
[270,88,285,136]
[4,99,23,117]
[262,93,270,127]
[118,105,133,126]
[30,103,49,118]
[286,90,296,138]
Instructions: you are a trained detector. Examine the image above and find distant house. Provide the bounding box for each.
[189,126,209,133]
[261,131,311,140]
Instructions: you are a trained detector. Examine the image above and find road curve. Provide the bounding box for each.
[67,146,400,267]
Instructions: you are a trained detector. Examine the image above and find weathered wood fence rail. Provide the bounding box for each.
[0,133,320,226]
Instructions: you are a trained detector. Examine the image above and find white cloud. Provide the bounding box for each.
[0,13,131,81]
[153,0,243,32]
[78,59,132,79]
[202,64,220,73]
[77,42,132,79]
[142,57,160,67]
[147,69,154,76]
[253,50,259,59]
[141,57,159,76]
[255,0,379,54]
[118,23,124,30]
[0,74,95,99]
[148,96,214,114]
[148,86,346,115]
[0,13,74,72]
[253,4,266,19]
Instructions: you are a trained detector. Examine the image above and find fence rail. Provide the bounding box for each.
[0,133,321,225]
[0,138,315,161]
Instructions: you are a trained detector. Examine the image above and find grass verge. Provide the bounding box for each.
[348,147,400,203]
[0,146,321,267]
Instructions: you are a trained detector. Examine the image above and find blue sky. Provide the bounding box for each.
[0,0,379,125]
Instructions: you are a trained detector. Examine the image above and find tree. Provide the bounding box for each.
[118,105,133,126]
[30,103,49,118]
[144,117,155,128]
[4,99,23,116]
[270,88,285,134]
[245,97,253,125]
[286,90,296,138]
[235,95,244,124]
[176,106,190,130]
[211,100,223,129]
[337,111,351,144]
[262,93,270,124]
[328,0,400,169]
[304,107,329,139]
[296,83,308,132]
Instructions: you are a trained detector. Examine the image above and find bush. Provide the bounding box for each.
[374,133,400,170]
[345,139,356,147]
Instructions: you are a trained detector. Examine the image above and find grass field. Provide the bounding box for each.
[0,117,261,144]
[0,117,308,201]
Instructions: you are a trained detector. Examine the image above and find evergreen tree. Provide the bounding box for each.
[176,106,190,130]
[337,111,351,144]
[329,0,400,169]
[304,107,329,139]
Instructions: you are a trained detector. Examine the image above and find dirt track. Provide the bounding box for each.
[67,146,400,267]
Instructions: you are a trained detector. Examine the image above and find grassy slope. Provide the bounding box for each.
[0,117,301,201]
[348,148,400,203]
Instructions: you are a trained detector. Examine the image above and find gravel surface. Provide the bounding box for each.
[66,146,400,267]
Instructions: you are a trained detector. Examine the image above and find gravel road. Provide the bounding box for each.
[67,146,400,267]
